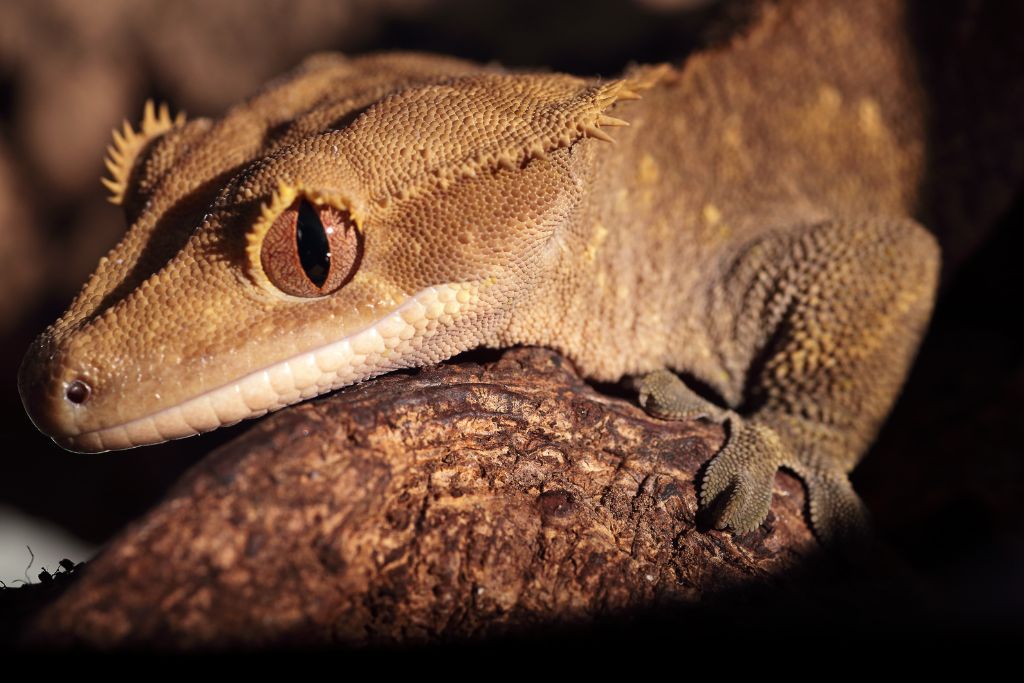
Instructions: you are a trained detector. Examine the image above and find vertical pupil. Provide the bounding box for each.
[295,200,331,287]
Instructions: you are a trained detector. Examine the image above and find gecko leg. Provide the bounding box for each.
[641,218,940,544]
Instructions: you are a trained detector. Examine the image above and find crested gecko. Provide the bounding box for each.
[18,0,939,542]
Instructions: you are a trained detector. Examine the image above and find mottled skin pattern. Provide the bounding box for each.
[19,0,939,541]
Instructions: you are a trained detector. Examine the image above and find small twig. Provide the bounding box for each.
[23,545,35,584]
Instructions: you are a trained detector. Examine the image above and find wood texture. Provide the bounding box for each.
[27,347,816,648]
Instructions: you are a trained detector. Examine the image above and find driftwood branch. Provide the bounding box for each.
[27,347,817,649]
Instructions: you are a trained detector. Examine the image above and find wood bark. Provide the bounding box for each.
[27,347,817,649]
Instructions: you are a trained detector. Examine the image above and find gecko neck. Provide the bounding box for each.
[492,139,734,397]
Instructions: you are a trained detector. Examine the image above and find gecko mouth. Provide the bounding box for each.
[57,283,481,453]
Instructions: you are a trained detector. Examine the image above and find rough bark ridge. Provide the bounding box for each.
[29,348,816,648]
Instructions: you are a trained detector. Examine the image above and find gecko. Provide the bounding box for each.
[18,0,940,542]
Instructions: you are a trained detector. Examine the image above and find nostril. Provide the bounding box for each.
[66,379,91,404]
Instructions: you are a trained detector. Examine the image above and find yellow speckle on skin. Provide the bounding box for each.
[615,187,630,212]
[857,98,883,139]
[638,154,660,184]
[584,223,609,264]
[701,204,731,241]
[722,114,743,148]
[653,217,671,241]
[817,85,842,115]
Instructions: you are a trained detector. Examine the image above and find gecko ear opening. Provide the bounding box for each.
[246,183,364,298]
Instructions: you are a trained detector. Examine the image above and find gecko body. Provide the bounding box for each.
[19,0,939,540]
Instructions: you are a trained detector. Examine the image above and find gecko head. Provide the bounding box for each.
[19,63,638,452]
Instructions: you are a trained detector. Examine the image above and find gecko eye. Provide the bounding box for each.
[260,198,362,297]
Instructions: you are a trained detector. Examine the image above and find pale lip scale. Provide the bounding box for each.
[59,282,480,452]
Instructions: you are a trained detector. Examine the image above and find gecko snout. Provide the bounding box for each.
[17,336,99,448]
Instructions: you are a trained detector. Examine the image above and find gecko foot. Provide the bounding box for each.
[637,370,872,543]
[637,370,776,532]
[637,370,778,533]
[700,419,872,543]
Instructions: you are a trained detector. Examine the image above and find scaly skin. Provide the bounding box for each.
[19,1,939,542]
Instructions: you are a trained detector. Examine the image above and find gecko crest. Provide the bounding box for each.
[360,72,647,206]
[102,100,186,205]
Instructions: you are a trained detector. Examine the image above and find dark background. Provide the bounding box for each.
[1,0,1021,638]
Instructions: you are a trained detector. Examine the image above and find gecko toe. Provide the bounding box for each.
[700,420,786,534]
[706,472,775,533]
[803,468,872,547]
[637,369,722,421]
